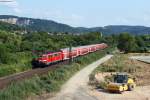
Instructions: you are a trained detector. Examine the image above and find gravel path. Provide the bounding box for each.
[130,56,150,63]
[48,55,113,100]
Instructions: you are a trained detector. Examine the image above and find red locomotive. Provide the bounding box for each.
[32,43,108,68]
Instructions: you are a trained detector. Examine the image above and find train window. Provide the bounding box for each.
[48,55,52,59]
[42,55,47,58]
[54,53,59,56]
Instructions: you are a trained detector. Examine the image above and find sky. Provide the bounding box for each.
[0,0,150,27]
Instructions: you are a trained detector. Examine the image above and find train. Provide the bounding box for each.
[32,43,108,68]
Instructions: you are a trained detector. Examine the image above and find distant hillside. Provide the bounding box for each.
[0,15,76,33]
[0,15,150,35]
[101,25,150,35]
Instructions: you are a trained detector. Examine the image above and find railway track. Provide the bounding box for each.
[0,60,68,89]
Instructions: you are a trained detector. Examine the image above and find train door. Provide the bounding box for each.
[51,52,62,62]
[47,55,52,64]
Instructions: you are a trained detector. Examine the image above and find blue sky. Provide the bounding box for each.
[0,0,150,27]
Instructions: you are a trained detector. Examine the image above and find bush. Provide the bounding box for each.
[0,44,11,64]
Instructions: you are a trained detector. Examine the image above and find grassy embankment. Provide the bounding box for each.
[0,47,114,100]
[89,53,150,89]
[0,52,32,77]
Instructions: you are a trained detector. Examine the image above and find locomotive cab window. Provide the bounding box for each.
[42,55,47,58]
[48,55,52,59]
[54,53,59,57]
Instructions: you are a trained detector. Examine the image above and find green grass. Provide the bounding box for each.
[0,47,114,100]
[0,52,32,77]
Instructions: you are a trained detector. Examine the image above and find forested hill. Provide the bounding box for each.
[0,21,23,32]
[0,15,150,35]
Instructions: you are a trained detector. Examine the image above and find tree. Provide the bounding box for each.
[117,33,137,53]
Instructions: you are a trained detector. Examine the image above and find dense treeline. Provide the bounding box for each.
[0,22,23,32]
[105,33,150,53]
[0,31,103,64]
[0,29,149,76]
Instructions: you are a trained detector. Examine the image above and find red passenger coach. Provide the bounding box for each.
[102,43,108,48]
[89,45,97,52]
[61,48,79,60]
[78,46,90,55]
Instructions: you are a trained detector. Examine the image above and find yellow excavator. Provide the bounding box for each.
[107,73,136,93]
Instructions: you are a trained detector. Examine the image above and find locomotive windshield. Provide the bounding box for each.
[39,55,47,59]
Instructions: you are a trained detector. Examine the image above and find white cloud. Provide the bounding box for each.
[0,0,21,13]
